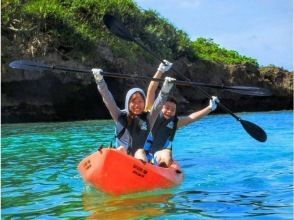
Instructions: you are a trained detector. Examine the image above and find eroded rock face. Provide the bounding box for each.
[2,33,293,123]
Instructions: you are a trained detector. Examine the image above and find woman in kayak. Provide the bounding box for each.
[144,60,219,167]
[92,67,175,162]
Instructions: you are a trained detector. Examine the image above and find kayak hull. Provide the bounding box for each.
[78,148,183,195]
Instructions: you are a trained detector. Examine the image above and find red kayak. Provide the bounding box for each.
[78,148,183,196]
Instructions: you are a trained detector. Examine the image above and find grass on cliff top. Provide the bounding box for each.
[192,38,258,65]
[2,0,258,66]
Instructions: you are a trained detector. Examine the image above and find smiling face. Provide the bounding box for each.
[128,92,145,116]
[162,101,177,119]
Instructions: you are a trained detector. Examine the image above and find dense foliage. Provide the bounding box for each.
[2,0,258,66]
[192,38,258,65]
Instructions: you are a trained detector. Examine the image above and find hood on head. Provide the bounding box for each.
[124,88,146,114]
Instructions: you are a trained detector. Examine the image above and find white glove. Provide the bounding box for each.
[161,77,176,94]
[157,60,173,73]
[208,96,219,111]
[92,68,103,82]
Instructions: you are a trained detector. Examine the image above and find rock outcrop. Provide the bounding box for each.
[2,22,293,123]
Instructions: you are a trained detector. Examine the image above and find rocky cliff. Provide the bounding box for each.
[2,41,292,123]
[2,12,293,123]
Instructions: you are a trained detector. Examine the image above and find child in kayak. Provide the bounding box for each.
[144,60,220,167]
[92,68,175,162]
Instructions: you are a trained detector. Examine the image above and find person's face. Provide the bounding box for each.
[162,101,176,119]
[129,92,145,115]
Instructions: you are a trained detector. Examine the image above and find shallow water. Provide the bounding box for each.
[1,111,293,219]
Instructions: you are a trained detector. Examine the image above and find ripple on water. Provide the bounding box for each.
[1,112,293,219]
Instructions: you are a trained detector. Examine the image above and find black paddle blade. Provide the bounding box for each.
[226,87,272,97]
[103,14,134,42]
[240,119,267,142]
[228,86,272,96]
[226,89,269,96]
[9,60,52,71]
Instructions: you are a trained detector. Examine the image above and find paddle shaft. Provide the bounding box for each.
[124,42,268,141]
[168,60,244,121]
[11,60,268,93]
[9,59,267,141]
[133,36,244,121]
[133,44,268,141]
[132,39,270,96]
[107,16,266,141]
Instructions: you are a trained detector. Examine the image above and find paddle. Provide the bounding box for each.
[103,14,268,142]
[9,60,269,96]
[103,14,271,96]
[218,102,267,142]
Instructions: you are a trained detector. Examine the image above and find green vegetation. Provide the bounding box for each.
[192,38,258,65]
[2,0,258,66]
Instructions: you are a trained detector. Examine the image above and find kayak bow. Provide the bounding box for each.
[78,148,183,195]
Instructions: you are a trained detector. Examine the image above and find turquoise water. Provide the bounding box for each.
[1,111,293,219]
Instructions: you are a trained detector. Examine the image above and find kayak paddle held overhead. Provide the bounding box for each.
[10,59,267,142]
[103,14,271,97]
[102,13,269,142]
[9,59,270,97]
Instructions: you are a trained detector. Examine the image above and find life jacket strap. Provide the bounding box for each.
[169,115,179,142]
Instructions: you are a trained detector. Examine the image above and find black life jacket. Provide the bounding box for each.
[147,113,178,154]
[115,111,150,156]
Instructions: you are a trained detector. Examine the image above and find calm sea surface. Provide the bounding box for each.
[1,111,293,219]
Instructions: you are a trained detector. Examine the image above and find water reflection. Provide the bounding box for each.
[82,188,173,219]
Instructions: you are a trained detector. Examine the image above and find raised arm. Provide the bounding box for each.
[92,68,121,121]
[145,60,173,111]
[177,96,219,128]
[148,77,176,129]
